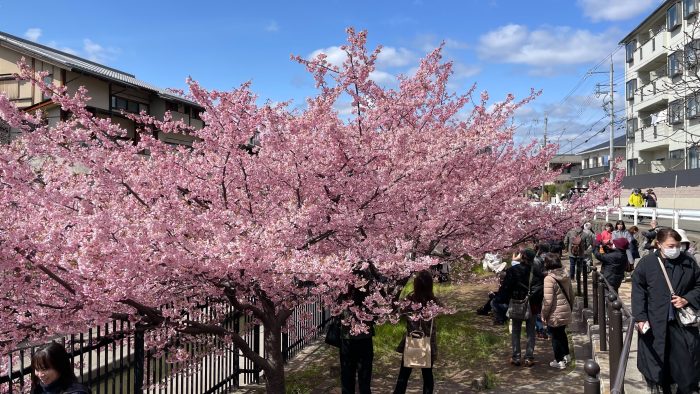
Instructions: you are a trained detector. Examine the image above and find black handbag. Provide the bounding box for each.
[325,317,341,348]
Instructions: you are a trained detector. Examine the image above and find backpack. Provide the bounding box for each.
[571,232,584,256]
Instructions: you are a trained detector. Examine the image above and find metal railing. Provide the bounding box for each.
[583,267,636,394]
[1,297,328,394]
[593,205,700,229]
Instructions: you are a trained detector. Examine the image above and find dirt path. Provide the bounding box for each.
[236,279,584,393]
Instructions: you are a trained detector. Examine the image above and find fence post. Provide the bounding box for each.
[652,209,657,221]
[633,209,638,226]
[592,269,599,325]
[583,258,589,309]
[608,296,623,390]
[282,332,289,362]
[605,210,609,222]
[598,276,607,351]
[618,209,623,221]
[673,210,680,229]
[134,328,145,394]
[584,359,601,394]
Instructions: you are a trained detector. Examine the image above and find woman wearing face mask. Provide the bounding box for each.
[612,220,635,269]
[632,228,700,394]
[31,342,90,394]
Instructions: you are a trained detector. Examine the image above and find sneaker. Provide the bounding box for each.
[563,354,571,364]
[523,359,536,367]
[510,358,521,367]
[549,360,566,369]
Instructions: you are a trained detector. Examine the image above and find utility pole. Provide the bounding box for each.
[609,55,615,182]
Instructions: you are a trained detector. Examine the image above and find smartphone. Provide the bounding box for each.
[640,321,650,334]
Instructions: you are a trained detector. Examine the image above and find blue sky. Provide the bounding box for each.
[0,0,664,152]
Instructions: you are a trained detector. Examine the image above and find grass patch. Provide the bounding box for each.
[286,364,325,394]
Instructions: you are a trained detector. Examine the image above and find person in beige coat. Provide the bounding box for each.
[540,253,574,370]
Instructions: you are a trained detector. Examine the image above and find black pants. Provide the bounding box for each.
[340,337,373,394]
[549,325,570,362]
[393,360,434,394]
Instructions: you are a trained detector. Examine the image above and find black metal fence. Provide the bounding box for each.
[1,297,327,394]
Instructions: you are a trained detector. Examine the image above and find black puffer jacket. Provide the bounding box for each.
[594,248,627,291]
[502,262,544,305]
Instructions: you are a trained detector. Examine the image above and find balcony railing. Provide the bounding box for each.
[635,158,685,175]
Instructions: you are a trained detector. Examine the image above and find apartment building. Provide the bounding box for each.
[620,0,700,208]
[621,0,700,174]
[0,30,202,145]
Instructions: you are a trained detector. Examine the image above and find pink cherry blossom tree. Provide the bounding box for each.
[0,28,619,393]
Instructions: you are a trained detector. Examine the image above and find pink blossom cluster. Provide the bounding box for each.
[0,28,619,389]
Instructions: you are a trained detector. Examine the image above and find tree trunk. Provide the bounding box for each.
[262,320,286,394]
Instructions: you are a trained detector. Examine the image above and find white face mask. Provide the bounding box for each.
[663,247,681,259]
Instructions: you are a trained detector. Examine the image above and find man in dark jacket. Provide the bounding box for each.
[642,220,660,251]
[501,249,543,367]
[594,238,629,293]
[564,225,592,282]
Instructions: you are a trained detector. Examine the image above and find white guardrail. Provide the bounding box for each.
[593,206,700,229]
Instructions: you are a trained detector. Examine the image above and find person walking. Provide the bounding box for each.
[642,220,661,254]
[541,253,574,370]
[644,189,658,208]
[632,228,700,394]
[502,249,541,367]
[677,228,700,267]
[339,262,381,394]
[564,224,591,283]
[393,270,440,394]
[629,225,642,263]
[594,238,629,294]
[628,188,644,208]
[613,220,635,269]
[31,342,90,394]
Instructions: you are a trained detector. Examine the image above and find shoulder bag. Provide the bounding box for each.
[403,318,434,368]
[507,267,533,320]
[656,257,700,327]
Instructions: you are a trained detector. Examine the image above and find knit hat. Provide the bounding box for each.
[612,238,629,250]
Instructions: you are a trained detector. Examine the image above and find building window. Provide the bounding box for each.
[603,155,610,166]
[627,159,638,176]
[669,149,684,160]
[626,79,637,101]
[669,51,683,77]
[668,2,681,30]
[626,118,638,140]
[685,39,700,67]
[687,93,700,118]
[111,95,149,115]
[625,40,637,63]
[670,99,684,124]
[689,146,699,168]
[165,101,179,112]
[684,0,698,17]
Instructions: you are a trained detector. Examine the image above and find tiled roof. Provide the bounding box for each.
[578,135,626,155]
[0,30,197,106]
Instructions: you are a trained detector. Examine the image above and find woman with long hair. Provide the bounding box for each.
[31,342,90,394]
[540,253,573,369]
[393,270,440,394]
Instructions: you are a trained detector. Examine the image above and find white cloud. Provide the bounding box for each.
[46,41,78,56]
[452,63,480,79]
[265,20,279,32]
[309,46,347,68]
[309,45,414,69]
[369,70,396,85]
[577,0,662,22]
[83,39,119,63]
[24,28,42,42]
[376,47,414,68]
[477,24,619,68]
